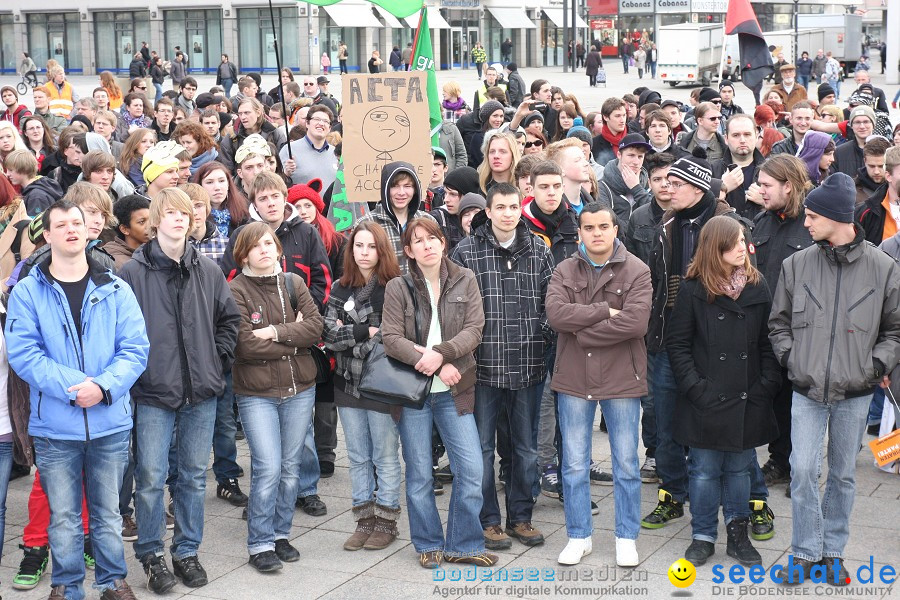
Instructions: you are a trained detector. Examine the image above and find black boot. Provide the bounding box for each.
[684,539,715,566]
[726,517,762,565]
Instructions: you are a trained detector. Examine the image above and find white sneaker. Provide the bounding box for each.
[616,537,639,567]
[558,537,592,565]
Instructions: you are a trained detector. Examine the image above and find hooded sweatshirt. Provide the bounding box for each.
[21,176,63,216]
[596,158,652,228]
[81,133,136,200]
[356,161,436,274]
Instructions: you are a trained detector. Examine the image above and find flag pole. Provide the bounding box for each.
[718,22,728,83]
[268,0,292,159]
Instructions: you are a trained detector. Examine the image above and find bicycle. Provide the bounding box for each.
[16,73,39,95]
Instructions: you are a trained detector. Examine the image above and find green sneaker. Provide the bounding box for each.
[749,500,775,540]
[84,537,96,570]
[12,545,49,590]
[640,490,684,529]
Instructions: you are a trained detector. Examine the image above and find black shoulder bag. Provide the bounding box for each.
[357,276,433,409]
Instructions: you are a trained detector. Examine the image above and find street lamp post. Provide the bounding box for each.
[793,0,799,64]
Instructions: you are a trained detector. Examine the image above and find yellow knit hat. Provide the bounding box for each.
[141,140,186,184]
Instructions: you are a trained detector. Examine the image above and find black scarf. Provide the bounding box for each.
[671,194,715,276]
[531,200,568,235]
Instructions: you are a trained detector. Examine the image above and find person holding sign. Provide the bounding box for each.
[768,172,900,585]
[355,163,435,275]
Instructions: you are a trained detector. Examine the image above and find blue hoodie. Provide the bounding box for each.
[6,257,149,441]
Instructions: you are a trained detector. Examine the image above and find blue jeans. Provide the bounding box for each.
[338,405,401,509]
[867,387,885,427]
[134,399,216,561]
[558,394,641,540]
[119,427,135,517]
[222,78,234,98]
[622,56,630,73]
[789,391,871,562]
[474,384,540,528]
[153,82,163,103]
[688,447,754,543]
[213,372,241,482]
[0,442,13,557]
[398,391,484,556]
[35,431,129,600]
[296,420,320,498]
[749,450,769,500]
[648,351,688,501]
[798,75,810,89]
[238,387,315,555]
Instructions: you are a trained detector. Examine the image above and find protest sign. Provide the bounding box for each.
[341,72,431,203]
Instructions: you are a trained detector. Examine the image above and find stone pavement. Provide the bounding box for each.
[0,411,896,600]
[0,64,897,599]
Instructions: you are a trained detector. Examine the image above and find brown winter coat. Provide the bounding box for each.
[381,258,484,415]
[547,241,652,401]
[229,270,324,399]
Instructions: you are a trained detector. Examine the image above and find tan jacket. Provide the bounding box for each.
[770,83,808,111]
[547,242,652,401]
[229,270,324,399]
[381,259,484,415]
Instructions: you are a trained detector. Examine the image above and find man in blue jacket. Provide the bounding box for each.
[6,199,150,600]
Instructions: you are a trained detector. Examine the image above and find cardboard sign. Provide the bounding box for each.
[869,429,900,467]
[340,72,431,203]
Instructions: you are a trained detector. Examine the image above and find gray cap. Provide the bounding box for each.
[458,192,487,214]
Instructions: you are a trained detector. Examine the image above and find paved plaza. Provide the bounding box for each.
[0,65,897,599]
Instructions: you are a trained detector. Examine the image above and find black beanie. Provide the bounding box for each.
[698,87,720,103]
[479,100,504,125]
[804,172,856,223]
[817,83,835,102]
[443,166,480,196]
[668,147,713,192]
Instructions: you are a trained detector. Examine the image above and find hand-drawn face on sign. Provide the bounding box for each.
[341,71,431,203]
[362,105,411,169]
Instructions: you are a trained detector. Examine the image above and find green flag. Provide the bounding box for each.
[410,8,441,146]
[299,0,423,18]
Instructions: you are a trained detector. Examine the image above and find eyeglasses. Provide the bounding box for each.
[706,115,722,121]
[524,140,544,149]
[303,82,317,86]
[308,117,331,125]
[137,86,147,90]
[668,180,688,190]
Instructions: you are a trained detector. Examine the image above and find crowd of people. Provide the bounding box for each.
[0,42,897,600]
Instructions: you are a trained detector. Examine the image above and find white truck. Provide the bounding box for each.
[797,13,863,72]
[658,23,724,87]
[763,28,827,64]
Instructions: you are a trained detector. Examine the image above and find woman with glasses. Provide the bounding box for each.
[20,115,55,172]
[523,131,547,156]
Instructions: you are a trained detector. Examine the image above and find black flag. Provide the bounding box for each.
[726,0,774,102]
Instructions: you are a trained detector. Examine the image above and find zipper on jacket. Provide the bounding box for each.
[822,262,842,401]
[58,290,91,440]
[803,284,823,310]
[847,288,875,312]
[37,391,42,419]
[174,266,193,406]
[277,276,299,395]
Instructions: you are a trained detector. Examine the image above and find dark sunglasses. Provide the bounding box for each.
[524,140,544,149]
[707,115,722,121]
[137,86,147,90]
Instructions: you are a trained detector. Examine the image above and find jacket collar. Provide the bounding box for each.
[690,277,770,310]
[473,218,532,256]
[37,254,116,295]
[817,224,866,264]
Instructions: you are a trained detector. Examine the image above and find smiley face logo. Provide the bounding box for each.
[667,558,696,588]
